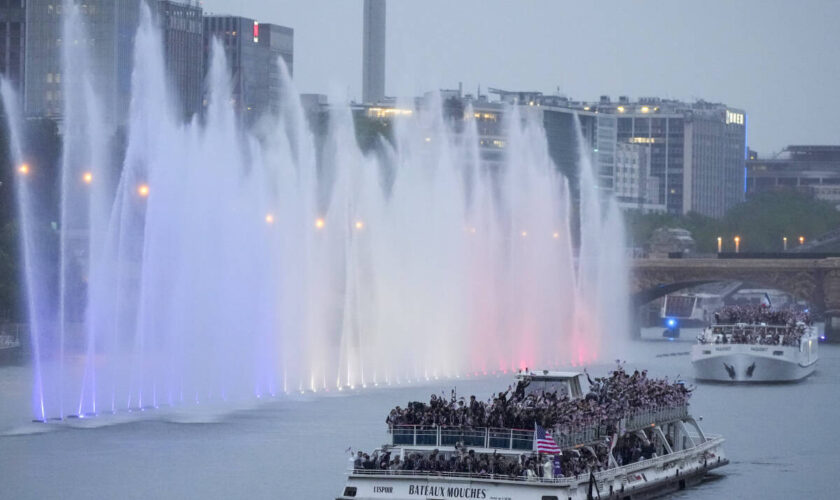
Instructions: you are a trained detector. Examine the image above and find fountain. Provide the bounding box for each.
[1,3,628,422]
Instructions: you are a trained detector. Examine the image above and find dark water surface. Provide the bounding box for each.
[1,342,837,499]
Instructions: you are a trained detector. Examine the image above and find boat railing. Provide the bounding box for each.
[624,405,689,431]
[390,406,689,451]
[353,434,725,485]
[707,324,801,335]
[391,425,536,451]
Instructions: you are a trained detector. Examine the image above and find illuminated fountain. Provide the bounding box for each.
[1,4,628,422]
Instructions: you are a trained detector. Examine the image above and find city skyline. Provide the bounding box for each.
[202,0,840,156]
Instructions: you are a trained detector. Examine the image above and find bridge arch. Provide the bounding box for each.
[631,259,825,312]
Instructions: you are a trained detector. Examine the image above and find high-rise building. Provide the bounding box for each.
[489,90,618,195]
[0,0,25,93]
[257,22,294,117]
[598,97,746,217]
[153,0,203,120]
[746,145,840,204]
[362,0,385,104]
[24,0,141,126]
[203,15,293,125]
[614,141,665,213]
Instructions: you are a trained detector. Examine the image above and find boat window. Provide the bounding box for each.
[342,486,357,497]
[773,351,784,356]
[524,380,570,398]
[541,496,559,500]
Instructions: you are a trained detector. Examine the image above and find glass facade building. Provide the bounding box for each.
[24,0,141,126]
[608,98,746,217]
[203,15,293,126]
[0,0,25,92]
[154,0,203,121]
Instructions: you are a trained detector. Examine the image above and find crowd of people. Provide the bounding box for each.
[352,429,666,479]
[701,305,812,346]
[713,305,811,327]
[385,366,692,433]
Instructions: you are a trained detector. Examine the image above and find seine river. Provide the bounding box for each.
[1,341,837,499]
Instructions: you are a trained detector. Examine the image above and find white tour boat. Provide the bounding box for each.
[337,371,727,500]
[691,322,819,382]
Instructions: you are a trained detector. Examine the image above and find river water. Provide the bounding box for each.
[0,341,837,500]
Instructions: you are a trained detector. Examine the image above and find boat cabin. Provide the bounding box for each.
[514,370,589,400]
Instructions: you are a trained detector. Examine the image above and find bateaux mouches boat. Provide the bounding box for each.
[337,370,727,500]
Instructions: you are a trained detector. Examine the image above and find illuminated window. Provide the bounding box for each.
[366,107,413,118]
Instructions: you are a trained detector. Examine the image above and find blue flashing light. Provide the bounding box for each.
[666,318,678,328]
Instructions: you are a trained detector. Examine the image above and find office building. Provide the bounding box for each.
[614,141,665,213]
[746,145,840,204]
[596,97,746,217]
[0,0,25,92]
[24,0,141,125]
[203,15,293,125]
[153,0,203,120]
[362,0,385,104]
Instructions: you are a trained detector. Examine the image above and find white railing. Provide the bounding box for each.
[389,405,690,451]
[352,435,725,486]
[624,405,689,431]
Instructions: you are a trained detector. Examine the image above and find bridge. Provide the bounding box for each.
[631,256,840,341]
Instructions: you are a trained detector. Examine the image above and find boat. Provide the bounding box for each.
[691,322,819,382]
[337,371,728,500]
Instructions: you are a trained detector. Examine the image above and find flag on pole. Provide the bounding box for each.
[761,292,772,308]
[534,423,561,454]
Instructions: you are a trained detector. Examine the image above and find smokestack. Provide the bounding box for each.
[362,0,386,104]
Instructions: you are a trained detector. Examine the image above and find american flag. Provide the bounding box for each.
[534,423,561,454]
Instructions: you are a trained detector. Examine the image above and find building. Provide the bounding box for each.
[153,0,203,120]
[595,97,746,217]
[0,0,25,92]
[361,0,385,104]
[257,22,294,117]
[24,0,141,126]
[614,141,665,213]
[746,145,840,204]
[203,15,293,125]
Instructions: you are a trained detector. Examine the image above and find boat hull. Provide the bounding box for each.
[691,340,818,382]
[337,438,727,500]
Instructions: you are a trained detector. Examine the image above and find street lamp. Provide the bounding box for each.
[137,184,149,197]
[17,163,29,176]
[83,172,93,184]
[799,236,805,245]
[783,236,788,251]
[314,217,325,230]
[717,236,722,253]
[354,220,364,230]
[265,213,274,224]
[734,236,741,253]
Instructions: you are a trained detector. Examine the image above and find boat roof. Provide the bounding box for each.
[514,370,583,380]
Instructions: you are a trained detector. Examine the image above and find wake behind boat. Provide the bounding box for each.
[691,305,819,382]
[338,369,727,500]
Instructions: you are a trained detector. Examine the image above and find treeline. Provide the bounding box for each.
[625,191,840,253]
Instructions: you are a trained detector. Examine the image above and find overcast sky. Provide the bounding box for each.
[202,0,839,156]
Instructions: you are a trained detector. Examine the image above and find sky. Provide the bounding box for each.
[201,0,840,156]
